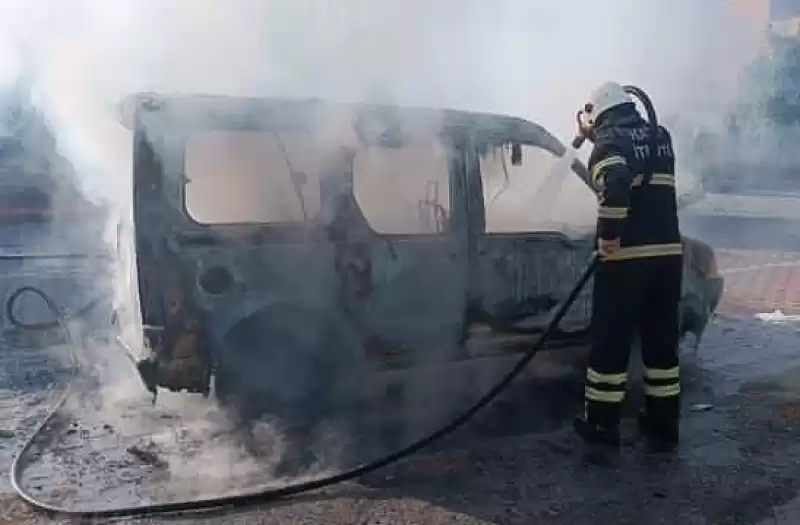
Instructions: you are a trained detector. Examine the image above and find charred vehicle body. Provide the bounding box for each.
[121,94,723,422]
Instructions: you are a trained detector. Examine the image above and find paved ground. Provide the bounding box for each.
[717,249,800,315]
[2,250,800,524]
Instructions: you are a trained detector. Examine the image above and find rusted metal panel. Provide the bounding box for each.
[475,234,593,332]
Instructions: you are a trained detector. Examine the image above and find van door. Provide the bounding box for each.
[350,139,470,358]
[473,142,594,334]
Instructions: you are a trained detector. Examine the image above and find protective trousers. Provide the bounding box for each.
[584,254,683,428]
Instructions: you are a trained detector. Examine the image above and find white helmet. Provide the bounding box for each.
[581,82,633,128]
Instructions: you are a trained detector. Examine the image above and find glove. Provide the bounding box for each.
[597,237,621,260]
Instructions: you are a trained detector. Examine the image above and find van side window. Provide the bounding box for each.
[352,143,450,235]
[184,131,322,224]
[480,144,596,233]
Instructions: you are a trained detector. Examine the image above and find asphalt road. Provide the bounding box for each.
[2,252,800,524]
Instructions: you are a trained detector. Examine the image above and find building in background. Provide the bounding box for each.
[730,0,800,36]
[769,0,800,37]
[676,0,800,251]
[770,0,800,21]
[729,0,800,41]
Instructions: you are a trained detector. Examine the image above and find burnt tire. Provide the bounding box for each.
[213,303,359,428]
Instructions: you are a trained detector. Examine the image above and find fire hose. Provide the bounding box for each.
[7,253,598,519]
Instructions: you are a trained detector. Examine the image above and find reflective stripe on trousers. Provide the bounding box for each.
[644,366,681,399]
[585,368,627,404]
[585,366,680,403]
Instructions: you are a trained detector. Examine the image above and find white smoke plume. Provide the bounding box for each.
[0,0,757,207]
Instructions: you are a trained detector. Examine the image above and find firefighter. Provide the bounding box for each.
[572,82,683,452]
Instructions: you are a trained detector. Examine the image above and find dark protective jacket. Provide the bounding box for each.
[587,104,682,260]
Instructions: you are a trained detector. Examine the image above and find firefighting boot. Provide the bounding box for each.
[573,416,621,448]
[637,410,679,452]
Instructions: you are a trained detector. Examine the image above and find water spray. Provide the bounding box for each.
[526,85,660,221]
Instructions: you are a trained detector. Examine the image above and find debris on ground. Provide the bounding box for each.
[0,494,37,525]
[126,442,168,469]
[775,401,800,423]
[756,310,800,323]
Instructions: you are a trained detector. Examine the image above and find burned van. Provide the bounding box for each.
[121,94,723,419]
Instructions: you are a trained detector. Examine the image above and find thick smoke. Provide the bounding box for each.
[0,0,768,498]
[3,0,756,206]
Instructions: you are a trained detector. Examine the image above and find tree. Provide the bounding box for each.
[738,33,800,127]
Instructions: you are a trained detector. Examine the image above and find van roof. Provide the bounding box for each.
[118,93,566,152]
